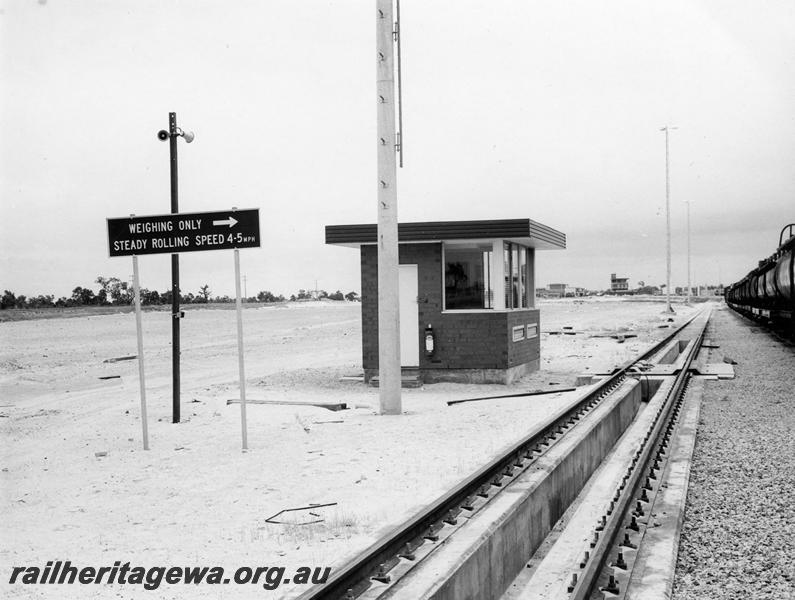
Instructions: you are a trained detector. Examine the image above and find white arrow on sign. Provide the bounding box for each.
[212,216,238,228]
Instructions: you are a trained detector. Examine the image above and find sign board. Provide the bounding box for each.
[107,209,260,257]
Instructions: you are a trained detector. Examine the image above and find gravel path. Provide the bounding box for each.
[673,306,795,599]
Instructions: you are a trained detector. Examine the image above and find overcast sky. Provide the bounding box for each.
[2,0,794,299]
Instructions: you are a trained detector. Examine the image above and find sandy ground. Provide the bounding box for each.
[1,298,703,599]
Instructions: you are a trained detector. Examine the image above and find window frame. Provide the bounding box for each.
[503,242,533,310]
[442,241,535,312]
[442,242,495,311]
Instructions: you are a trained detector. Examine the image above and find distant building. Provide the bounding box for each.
[636,284,661,296]
[547,283,579,298]
[610,273,629,293]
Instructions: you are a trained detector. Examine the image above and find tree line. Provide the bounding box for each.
[1,276,360,309]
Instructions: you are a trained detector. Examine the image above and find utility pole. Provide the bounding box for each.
[660,126,677,314]
[376,0,401,415]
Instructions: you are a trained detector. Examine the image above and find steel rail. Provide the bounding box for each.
[570,310,710,599]
[297,310,704,600]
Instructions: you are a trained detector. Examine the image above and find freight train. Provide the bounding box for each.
[725,224,795,335]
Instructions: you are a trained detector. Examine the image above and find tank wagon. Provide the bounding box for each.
[725,223,794,335]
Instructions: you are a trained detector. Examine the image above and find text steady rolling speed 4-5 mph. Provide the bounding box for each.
[106,208,261,257]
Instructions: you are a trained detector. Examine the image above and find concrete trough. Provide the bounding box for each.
[655,338,691,365]
[388,378,646,600]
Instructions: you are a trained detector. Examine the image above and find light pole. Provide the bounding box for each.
[660,126,677,314]
[157,113,194,423]
[684,199,691,304]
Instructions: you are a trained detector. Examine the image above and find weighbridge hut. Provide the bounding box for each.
[326,218,566,384]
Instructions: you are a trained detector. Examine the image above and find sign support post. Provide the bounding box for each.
[233,243,248,450]
[131,250,150,450]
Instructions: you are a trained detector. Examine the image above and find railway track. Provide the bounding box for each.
[561,310,710,599]
[297,309,709,600]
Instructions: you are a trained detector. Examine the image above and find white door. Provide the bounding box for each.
[399,264,419,367]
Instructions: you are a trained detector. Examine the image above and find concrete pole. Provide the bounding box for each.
[376,0,401,414]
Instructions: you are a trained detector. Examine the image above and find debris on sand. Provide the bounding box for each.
[295,414,311,433]
[609,333,637,340]
[102,355,137,363]
[265,502,337,525]
[226,399,347,411]
[447,387,577,406]
[339,374,364,382]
